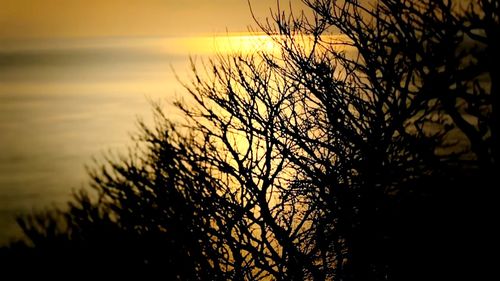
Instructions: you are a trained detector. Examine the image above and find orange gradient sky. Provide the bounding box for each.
[0,0,299,39]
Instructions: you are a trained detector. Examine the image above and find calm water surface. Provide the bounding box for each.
[0,37,198,244]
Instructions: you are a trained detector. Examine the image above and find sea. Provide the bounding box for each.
[0,36,222,245]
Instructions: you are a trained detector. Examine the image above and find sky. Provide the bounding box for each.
[0,0,287,39]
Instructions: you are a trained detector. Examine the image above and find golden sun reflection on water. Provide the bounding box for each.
[165,33,351,56]
[159,33,281,56]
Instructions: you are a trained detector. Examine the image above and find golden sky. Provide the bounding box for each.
[0,0,284,39]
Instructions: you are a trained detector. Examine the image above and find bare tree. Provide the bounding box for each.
[1,116,233,279]
[2,0,496,280]
[177,0,497,279]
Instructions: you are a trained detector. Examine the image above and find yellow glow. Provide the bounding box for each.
[212,34,278,55]
[164,34,280,56]
[164,33,352,57]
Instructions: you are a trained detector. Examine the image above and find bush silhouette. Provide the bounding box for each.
[1,117,229,278]
[1,0,497,280]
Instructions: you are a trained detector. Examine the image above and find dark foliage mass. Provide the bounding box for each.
[1,0,497,280]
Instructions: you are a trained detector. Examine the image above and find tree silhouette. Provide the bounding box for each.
[1,115,231,278]
[1,0,497,280]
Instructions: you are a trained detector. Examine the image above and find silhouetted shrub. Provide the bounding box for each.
[2,0,497,280]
